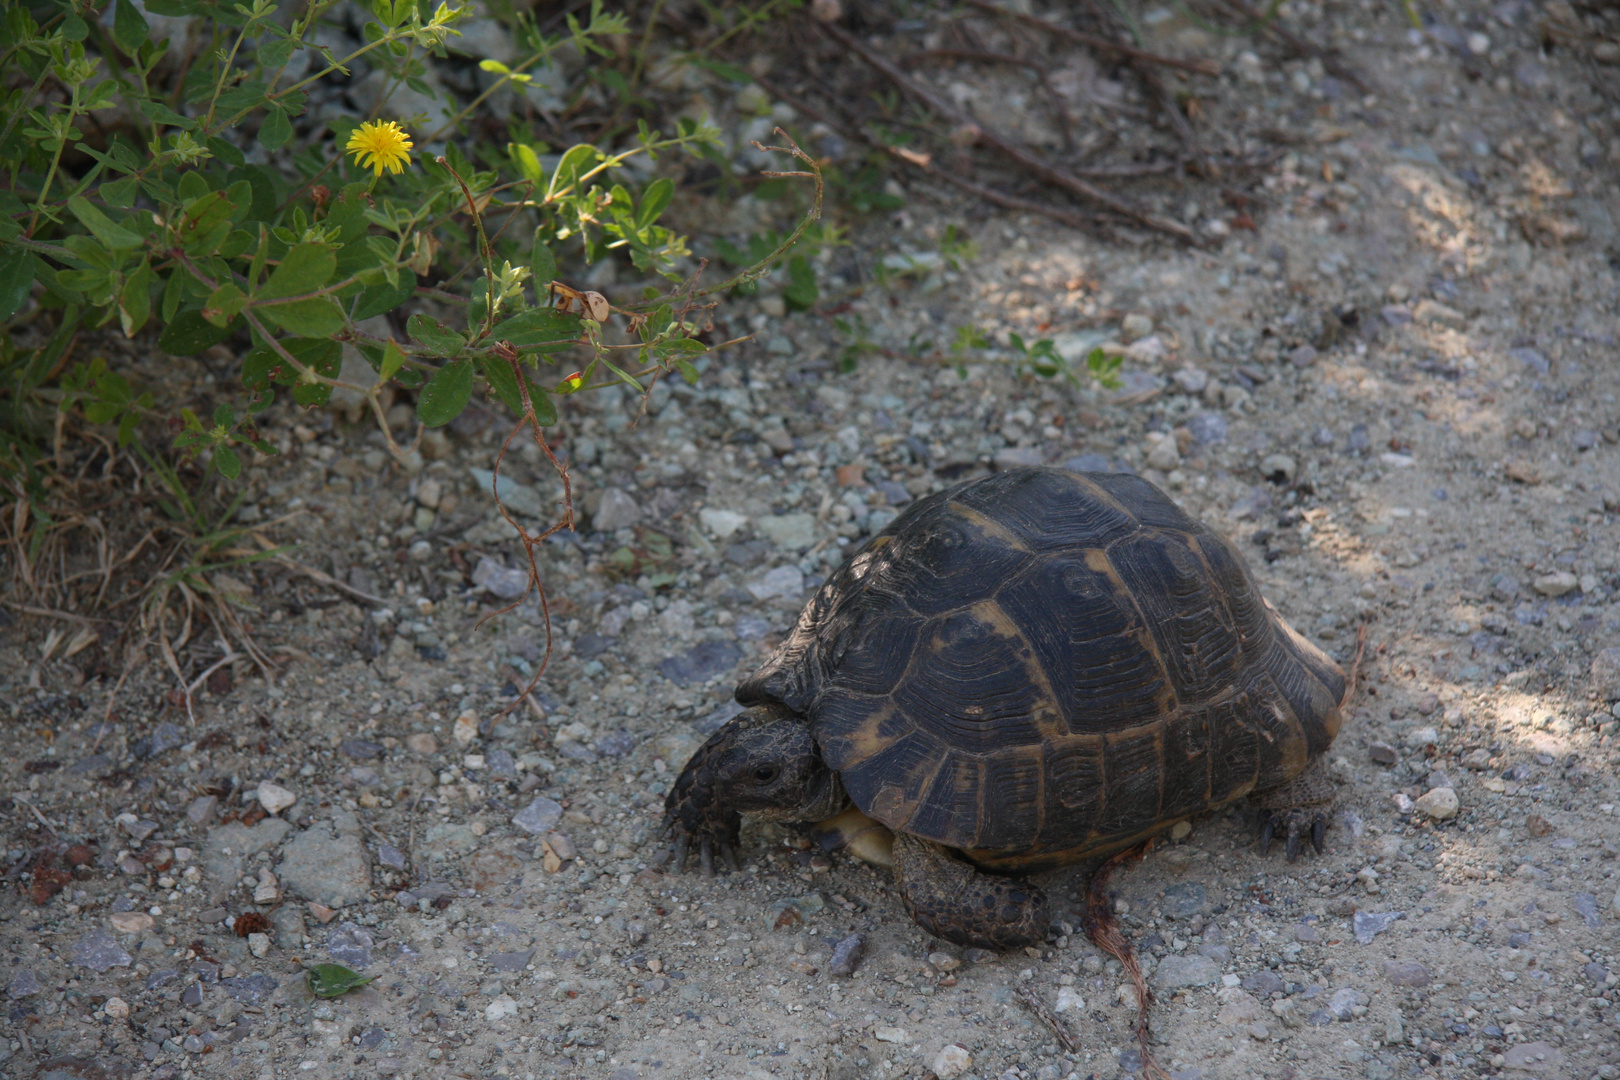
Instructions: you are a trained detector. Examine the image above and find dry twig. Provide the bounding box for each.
[1013,987,1081,1054]
[965,0,1222,76]
[815,18,1198,244]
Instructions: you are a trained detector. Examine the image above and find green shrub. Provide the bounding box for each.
[0,0,816,491]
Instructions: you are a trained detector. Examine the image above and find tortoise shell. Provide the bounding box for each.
[736,467,1345,871]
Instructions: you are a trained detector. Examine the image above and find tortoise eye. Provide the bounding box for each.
[753,765,780,785]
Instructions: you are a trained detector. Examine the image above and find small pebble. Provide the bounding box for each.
[1414,787,1459,820]
[104,996,129,1019]
[247,933,271,958]
[828,932,865,976]
[931,1044,973,1080]
[256,781,296,816]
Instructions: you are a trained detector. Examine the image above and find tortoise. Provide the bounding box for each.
[665,466,1346,949]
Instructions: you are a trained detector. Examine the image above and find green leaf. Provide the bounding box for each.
[379,339,406,383]
[138,99,196,129]
[258,107,292,150]
[687,56,749,83]
[213,444,242,479]
[259,243,336,299]
[351,273,414,321]
[674,359,700,386]
[305,963,374,999]
[509,142,543,184]
[258,35,295,69]
[479,354,554,423]
[0,246,38,321]
[636,177,674,230]
[489,307,582,349]
[530,234,556,285]
[260,296,345,337]
[416,358,474,427]
[203,283,247,327]
[119,262,154,337]
[68,196,142,250]
[158,309,239,355]
[407,312,465,355]
[783,254,817,311]
[100,175,139,208]
[61,12,88,40]
[546,143,599,199]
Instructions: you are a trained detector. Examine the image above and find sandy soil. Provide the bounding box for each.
[2,3,1619,1080]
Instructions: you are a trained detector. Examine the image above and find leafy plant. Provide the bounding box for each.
[306,963,375,998]
[0,0,819,488]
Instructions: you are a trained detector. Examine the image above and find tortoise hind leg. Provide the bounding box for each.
[1255,756,1335,861]
[891,833,1050,950]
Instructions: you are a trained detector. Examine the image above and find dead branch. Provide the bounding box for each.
[815,17,1199,244]
[1013,987,1082,1054]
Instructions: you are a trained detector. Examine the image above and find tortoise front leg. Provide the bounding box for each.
[1255,755,1335,861]
[891,833,1050,951]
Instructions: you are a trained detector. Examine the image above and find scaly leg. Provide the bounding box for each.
[1255,756,1335,861]
[890,833,1050,951]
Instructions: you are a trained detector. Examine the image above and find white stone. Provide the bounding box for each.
[104,996,129,1019]
[747,565,804,601]
[452,711,479,746]
[1056,986,1085,1012]
[247,932,271,958]
[756,512,817,551]
[1533,571,1578,597]
[592,488,642,532]
[256,781,296,816]
[1121,313,1154,342]
[1404,726,1439,747]
[700,508,749,539]
[874,1027,907,1043]
[109,911,154,934]
[1145,435,1181,471]
[485,994,520,1022]
[1414,787,1460,820]
[930,1044,973,1080]
[253,867,280,904]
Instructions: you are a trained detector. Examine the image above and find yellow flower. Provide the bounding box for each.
[345,120,414,177]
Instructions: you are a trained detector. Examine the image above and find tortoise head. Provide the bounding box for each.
[665,704,846,852]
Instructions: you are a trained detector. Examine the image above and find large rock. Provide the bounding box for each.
[755,512,817,551]
[592,488,642,532]
[277,811,371,908]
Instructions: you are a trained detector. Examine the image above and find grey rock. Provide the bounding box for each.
[747,565,803,600]
[1327,986,1366,1019]
[1592,647,1620,700]
[658,639,743,685]
[1352,910,1403,944]
[72,929,132,973]
[485,748,517,776]
[1288,344,1318,368]
[756,512,817,551]
[220,975,277,1003]
[874,480,912,506]
[7,969,42,998]
[1573,892,1601,928]
[1584,962,1609,985]
[186,796,219,826]
[181,983,203,1006]
[472,556,529,600]
[357,1027,386,1050]
[377,844,408,871]
[1382,960,1431,987]
[1509,347,1549,374]
[469,467,545,518]
[68,754,113,775]
[1161,881,1208,918]
[595,730,636,758]
[1500,1040,1561,1070]
[327,922,374,968]
[593,488,643,532]
[1241,970,1285,996]
[277,813,371,908]
[131,723,183,760]
[144,969,179,990]
[1154,954,1221,989]
[829,933,865,977]
[490,950,533,972]
[1187,412,1229,446]
[512,797,563,835]
[340,739,385,760]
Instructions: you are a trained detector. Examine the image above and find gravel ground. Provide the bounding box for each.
[4,3,1620,1080]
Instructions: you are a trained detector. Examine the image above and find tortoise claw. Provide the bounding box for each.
[721,842,741,872]
[1284,820,1303,863]
[673,834,691,870]
[1258,814,1276,856]
[699,838,716,878]
[1311,817,1326,855]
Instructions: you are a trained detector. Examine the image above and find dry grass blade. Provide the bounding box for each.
[1012,986,1081,1053]
[814,18,1198,244]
